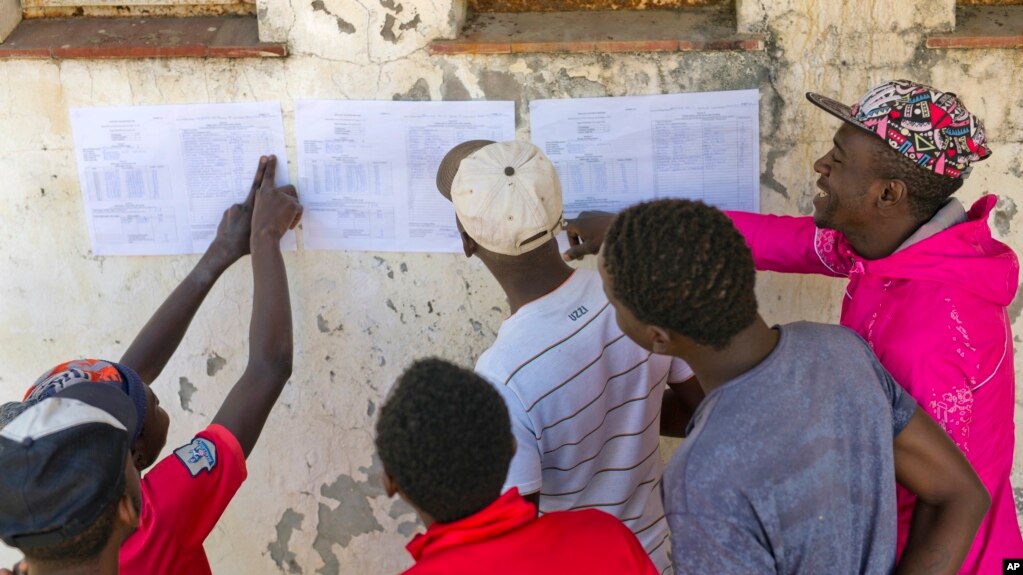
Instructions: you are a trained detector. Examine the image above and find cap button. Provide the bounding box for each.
[21,437,33,447]
[504,167,515,176]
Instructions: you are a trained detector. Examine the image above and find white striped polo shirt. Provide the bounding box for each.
[477,269,694,575]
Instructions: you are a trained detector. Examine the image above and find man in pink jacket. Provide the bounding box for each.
[564,79,1022,574]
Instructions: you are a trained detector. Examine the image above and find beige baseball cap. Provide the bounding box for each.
[436,140,565,257]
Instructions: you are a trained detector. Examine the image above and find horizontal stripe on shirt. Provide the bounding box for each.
[543,372,667,455]
[540,444,660,497]
[538,354,654,436]
[500,301,612,386]
[543,410,661,473]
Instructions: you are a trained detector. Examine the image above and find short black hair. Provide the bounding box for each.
[375,358,514,523]
[22,491,118,566]
[869,140,963,220]
[603,199,758,349]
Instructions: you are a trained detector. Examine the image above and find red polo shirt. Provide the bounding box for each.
[404,489,658,575]
[119,424,247,575]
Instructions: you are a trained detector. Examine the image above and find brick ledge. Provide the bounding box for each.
[926,5,1023,50]
[430,9,765,55]
[0,16,286,59]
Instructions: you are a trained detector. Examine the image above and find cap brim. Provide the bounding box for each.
[436,140,497,201]
[54,384,138,443]
[806,92,875,137]
[0,401,33,429]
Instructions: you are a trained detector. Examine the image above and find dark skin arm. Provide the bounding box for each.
[120,157,270,384]
[3,169,275,575]
[894,408,990,575]
[660,376,703,438]
[211,156,303,458]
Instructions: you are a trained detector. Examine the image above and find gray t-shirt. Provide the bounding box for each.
[664,322,918,575]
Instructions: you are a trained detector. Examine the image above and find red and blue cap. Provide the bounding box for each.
[807,79,991,180]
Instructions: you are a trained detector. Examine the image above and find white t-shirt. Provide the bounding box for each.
[476,269,694,575]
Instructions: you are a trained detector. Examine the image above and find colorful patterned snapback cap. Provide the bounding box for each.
[807,79,991,179]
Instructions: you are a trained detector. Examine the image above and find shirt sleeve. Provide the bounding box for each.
[874,364,919,438]
[489,381,543,496]
[725,211,852,277]
[669,513,775,575]
[140,424,248,551]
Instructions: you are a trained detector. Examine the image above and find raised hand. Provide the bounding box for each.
[563,211,616,261]
[251,155,302,242]
[210,156,267,263]
[212,155,297,459]
[119,155,292,389]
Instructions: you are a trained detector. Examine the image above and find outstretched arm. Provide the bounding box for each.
[894,408,990,575]
[120,157,269,383]
[562,209,850,278]
[725,211,847,276]
[211,156,302,458]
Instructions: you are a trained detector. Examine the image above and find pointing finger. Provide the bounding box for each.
[245,156,267,207]
[261,155,278,191]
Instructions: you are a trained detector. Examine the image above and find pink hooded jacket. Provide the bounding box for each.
[727,195,1022,574]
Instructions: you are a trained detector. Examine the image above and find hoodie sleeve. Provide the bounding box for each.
[725,211,852,277]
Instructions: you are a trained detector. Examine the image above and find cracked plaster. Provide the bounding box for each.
[2,0,1023,571]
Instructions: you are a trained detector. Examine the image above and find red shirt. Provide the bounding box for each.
[405,489,658,575]
[119,424,247,575]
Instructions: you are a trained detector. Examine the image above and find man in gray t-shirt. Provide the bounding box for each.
[664,321,913,573]
[590,199,990,575]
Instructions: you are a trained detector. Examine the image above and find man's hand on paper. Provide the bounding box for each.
[210,156,270,263]
[252,155,303,242]
[563,211,616,261]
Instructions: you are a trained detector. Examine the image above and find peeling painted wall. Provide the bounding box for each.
[1,0,1022,572]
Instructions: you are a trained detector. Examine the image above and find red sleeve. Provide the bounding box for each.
[120,424,247,572]
[725,210,852,277]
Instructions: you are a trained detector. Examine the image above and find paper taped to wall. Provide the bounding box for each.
[70,102,293,256]
[295,99,516,253]
[530,89,760,216]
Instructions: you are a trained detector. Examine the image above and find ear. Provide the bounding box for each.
[382,470,399,498]
[131,446,144,471]
[118,493,140,530]
[876,178,908,210]
[461,230,478,259]
[649,326,673,355]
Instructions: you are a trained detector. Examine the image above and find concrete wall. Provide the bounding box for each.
[0,0,1021,572]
